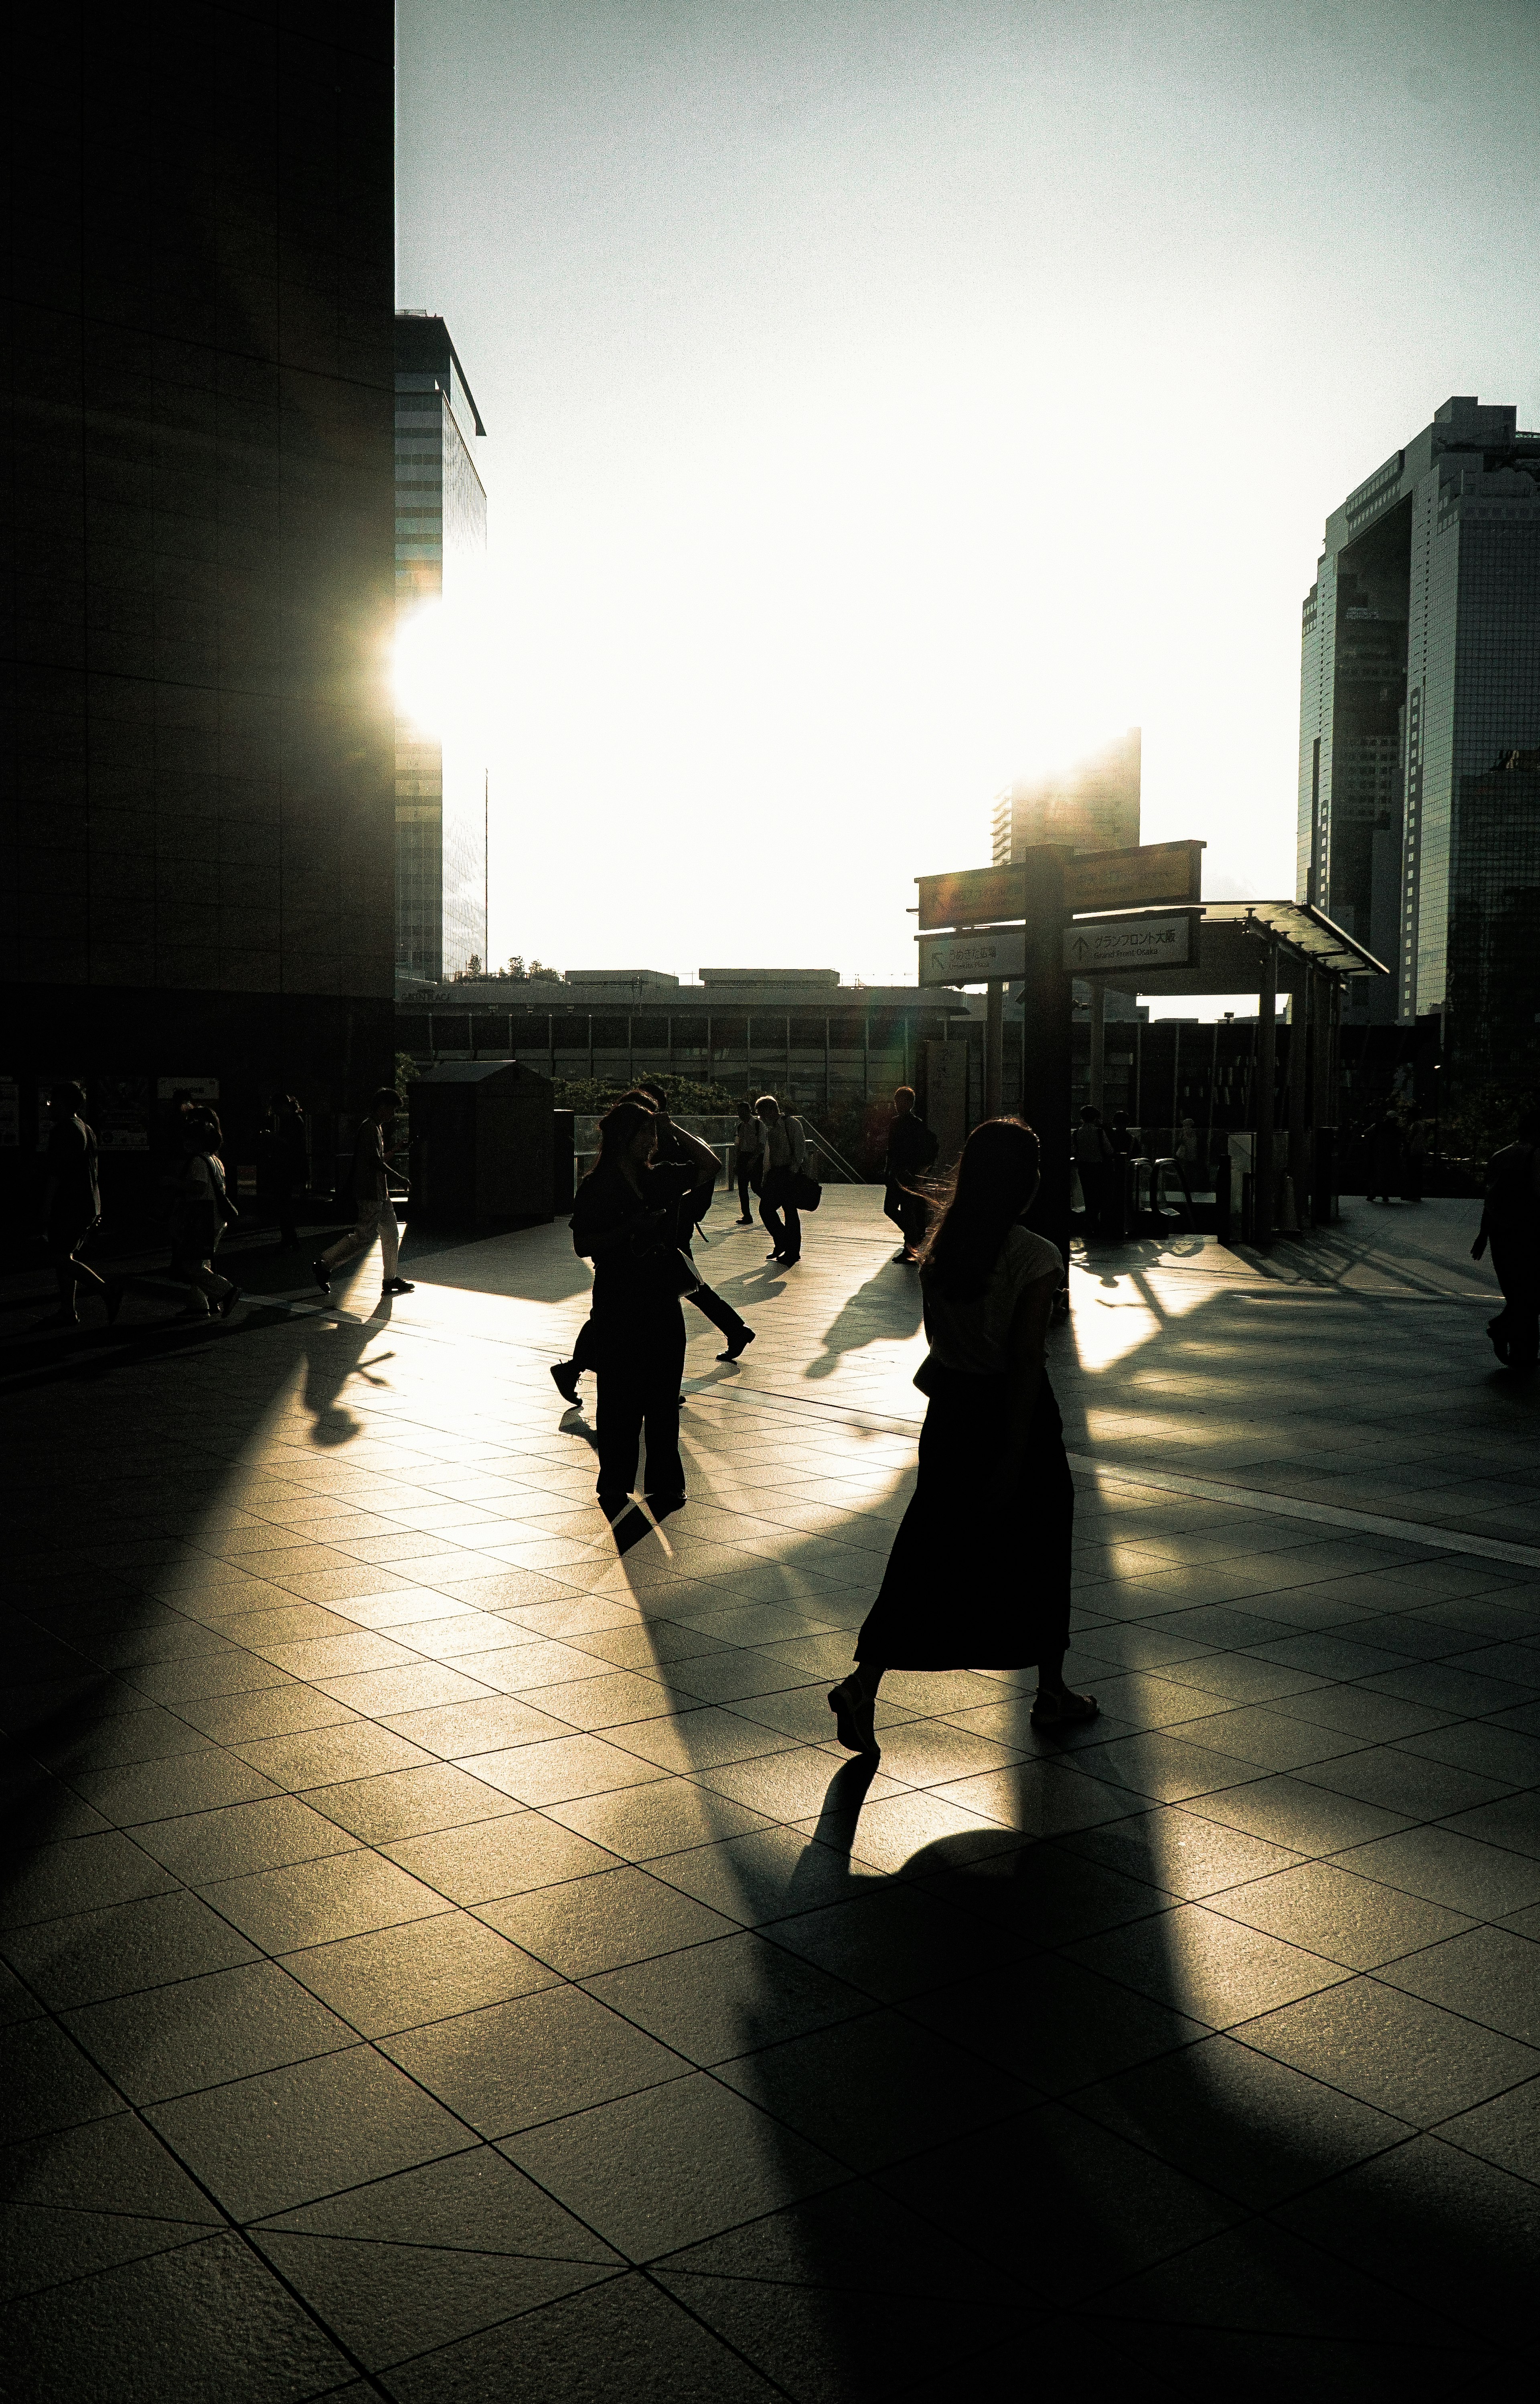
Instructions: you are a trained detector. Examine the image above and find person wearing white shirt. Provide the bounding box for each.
[756,1094,807,1265]
[313,1088,414,1297]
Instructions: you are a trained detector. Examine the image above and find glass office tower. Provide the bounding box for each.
[1299,397,1540,1068]
[992,728,1141,863]
[394,314,487,985]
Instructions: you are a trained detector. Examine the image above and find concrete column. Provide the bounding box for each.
[984,980,1004,1118]
[1287,979,1310,1227]
[1088,983,1105,1114]
[1254,936,1278,1246]
[1018,846,1074,1264]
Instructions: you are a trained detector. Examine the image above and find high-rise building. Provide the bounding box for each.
[394,313,487,986]
[1299,397,1540,1064]
[992,729,1141,864]
[2,7,397,1195]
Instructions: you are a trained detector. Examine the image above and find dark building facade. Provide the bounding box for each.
[2,4,397,1207]
[1299,397,1540,1075]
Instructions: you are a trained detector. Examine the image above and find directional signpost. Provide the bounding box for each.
[1062,912,1194,975]
[913,839,1208,1260]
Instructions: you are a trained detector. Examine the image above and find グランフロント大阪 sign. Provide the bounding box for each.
[1062,915,1193,974]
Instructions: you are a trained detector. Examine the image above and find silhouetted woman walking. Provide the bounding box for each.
[569,1097,696,1517]
[827,1117,1096,1754]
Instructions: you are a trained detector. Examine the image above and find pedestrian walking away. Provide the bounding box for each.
[1366,1105,1404,1203]
[883,1084,937,1263]
[733,1099,762,1224]
[314,1088,414,1297]
[551,1080,754,1403]
[569,1097,694,1516]
[38,1082,110,1326]
[261,1092,309,1247]
[1473,1107,1540,1367]
[1072,1104,1116,1239]
[757,1093,809,1265]
[827,1115,1097,1756]
[169,1109,242,1320]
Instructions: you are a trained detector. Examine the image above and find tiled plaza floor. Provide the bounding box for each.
[3,1187,1538,2398]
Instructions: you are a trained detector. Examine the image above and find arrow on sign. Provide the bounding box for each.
[1072,936,1089,962]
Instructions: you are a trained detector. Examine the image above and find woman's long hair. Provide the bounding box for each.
[917,1117,1041,1300]
[590,1097,656,1176]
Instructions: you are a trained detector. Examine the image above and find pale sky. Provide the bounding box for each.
[396,0,1540,1000]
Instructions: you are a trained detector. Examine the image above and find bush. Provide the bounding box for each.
[551,1075,744,1116]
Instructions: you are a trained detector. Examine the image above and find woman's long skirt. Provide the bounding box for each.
[855,1366,1072,1670]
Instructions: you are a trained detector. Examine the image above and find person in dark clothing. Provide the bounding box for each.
[261,1093,308,1247]
[757,1094,808,1264]
[1072,1105,1116,1238]
[569,1098,694,1514]
[883,1085,937,1263]
[733,1100,762,1224]
[826,1117,1096,1757]
[551,1081,754,1403]
[38,1082,110,1326]
[1366,1107,1404,1202]
[1473,1111,1540,1366]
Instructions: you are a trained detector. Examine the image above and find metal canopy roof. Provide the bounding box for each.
[1194,900,1387,978]
[1072,900,1388,998]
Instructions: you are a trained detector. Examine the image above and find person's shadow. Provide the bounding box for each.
[804,1261,924,1382]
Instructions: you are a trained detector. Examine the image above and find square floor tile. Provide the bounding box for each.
[147,2039,472,2220]
[502,2070,845,2259]
[382,1982,689,2136]
[1238,1978,1540,2124]
[282,1913,555,2037]
[1070,1901,1352,2028]
[1332,1826,1540,1920]
[384,1811,618,1905]
[547,1780,777,1863]
[199,1850,452,1952]
[1,1885,261,2009]
[1204,1861,1475,1970]
[130,1794,360,1884]
[3,2230,354,2402]
[482,1867,740,1978]
[1076,2027,1408,2206]
[62,1960,355,2102]
[1377,1927,1540,2046]
[0,1830,176,1930]
[716,2006,1037,2172]
[381,2268,783,2402]
[581,1928,865,2066]
[0,2019,126,2145]
[304,1761,525,1844]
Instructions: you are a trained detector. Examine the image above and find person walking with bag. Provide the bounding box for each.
[312,1088,414,1299]
[826,1116,1096,1755]
[569,1098,695,1516]
[757,1094,810,1265]
[170,1109,242,1320]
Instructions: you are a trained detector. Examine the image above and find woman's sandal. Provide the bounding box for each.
[828,1676,879,1756]
[1030,1687,1099,1729]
